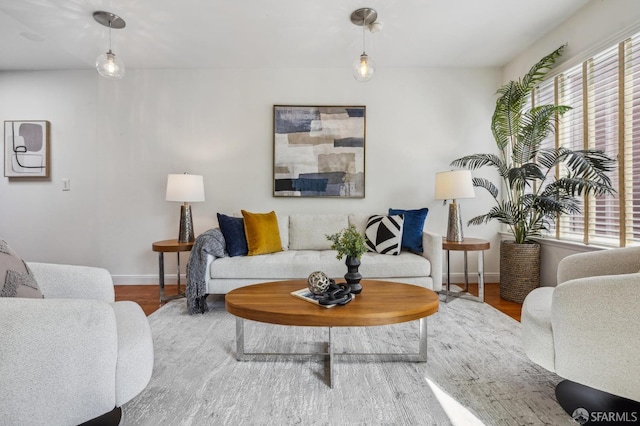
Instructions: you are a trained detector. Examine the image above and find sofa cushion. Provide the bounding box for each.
[365,215,404,255]
[348,213,373,235]
[0,240,43,298]
[209,250,430,280]
[277,215,289,251]
[289,214,349,250]
[241,210,283,256]
[217,213,248,257]
[388,208,429,253]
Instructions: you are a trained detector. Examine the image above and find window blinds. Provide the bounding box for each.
[557,66,586,242]
[624,34,640,245]
[587,46,620,244]
[532,31,640,247]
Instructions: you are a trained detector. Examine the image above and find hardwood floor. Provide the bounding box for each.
[115,282,523,321]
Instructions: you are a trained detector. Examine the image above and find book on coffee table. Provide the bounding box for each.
[290,288,338,308]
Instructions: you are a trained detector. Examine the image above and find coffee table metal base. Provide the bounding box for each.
[234,316,428,388]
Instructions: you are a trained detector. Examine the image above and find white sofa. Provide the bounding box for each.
[521,246,640,404]
[204,213,442,295]
[0,262,154,426]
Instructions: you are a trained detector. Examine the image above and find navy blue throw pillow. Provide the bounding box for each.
[388,208,429,253]
[217,213,248,257]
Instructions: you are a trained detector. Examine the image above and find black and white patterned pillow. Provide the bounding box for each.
[365,215,404,255]
[0,239,43,298]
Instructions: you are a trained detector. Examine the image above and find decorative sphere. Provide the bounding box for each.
[307,271,331,295]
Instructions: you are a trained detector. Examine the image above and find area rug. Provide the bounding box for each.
[122,295,573,425]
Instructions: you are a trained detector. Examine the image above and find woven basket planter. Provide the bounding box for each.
[500,240,541,303]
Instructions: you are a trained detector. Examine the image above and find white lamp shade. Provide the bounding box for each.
[166,174,205,202]
[434,170,475,200]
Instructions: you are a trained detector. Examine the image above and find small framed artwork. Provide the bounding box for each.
[273,105,365,198]
[4,120,50,178]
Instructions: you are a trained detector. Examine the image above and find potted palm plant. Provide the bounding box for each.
[326,225,367,294]
[451,45,615,303]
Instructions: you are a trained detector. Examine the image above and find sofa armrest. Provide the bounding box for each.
[27,262,115,302]
[205,254,216,283]
[0,298,119,425]
[557,246,640,284]
[421,231,442,291]
[552,274,640,401]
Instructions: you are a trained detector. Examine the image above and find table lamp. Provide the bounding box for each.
[434,170,475,242]
[166,173,205,243]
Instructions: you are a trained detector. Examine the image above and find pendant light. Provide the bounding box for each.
[93,11,126,80]
[350,8,378,82]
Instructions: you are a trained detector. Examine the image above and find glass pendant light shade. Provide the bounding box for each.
[96,50,125,79]
[353,53,375,82]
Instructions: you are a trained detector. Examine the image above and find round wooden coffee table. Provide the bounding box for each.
[225,279,439,388]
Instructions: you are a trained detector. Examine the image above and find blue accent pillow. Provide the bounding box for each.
[217,213,248,257]
[388,208,429,253]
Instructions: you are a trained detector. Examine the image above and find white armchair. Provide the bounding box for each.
[0,262,154,426]
[521,247,640,413]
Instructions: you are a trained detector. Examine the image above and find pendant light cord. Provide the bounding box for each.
[362,20,366,55]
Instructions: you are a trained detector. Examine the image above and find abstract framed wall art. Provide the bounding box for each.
[4,120,50,178]
[273,105,365,198]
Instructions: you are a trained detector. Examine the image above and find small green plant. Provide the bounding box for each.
[326,225,366,260]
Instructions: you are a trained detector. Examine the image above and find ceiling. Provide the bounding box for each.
[0,0,591,72]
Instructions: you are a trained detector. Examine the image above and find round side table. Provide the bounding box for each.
[441,238,490,303]
[152,239,194,302]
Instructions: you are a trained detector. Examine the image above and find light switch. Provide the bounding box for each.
[62,178,70,191]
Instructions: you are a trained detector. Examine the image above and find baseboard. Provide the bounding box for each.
[443,272,499,284]
[111,275,184,285]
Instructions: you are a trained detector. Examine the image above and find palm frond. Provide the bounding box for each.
[467,204,514,227]
[507,163,544,189]
[520,44,566,90]
[492,45,565,154]
[552,175,616,197]
[525,219,550,238]
[563,149,616,185]
[472,177,499,199]
[533,194,580,215]
[536,148,563,169]
[492,82,526,147]
[514,105,571,164]
[450,154,509,178]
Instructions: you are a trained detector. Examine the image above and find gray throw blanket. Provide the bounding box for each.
[186,228,226,314]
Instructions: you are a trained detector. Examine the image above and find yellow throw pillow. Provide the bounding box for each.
[241,210,283,256]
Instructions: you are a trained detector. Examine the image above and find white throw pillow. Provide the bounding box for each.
[277,215,289,251]
[348,213,375,235]
[289,214,349,250]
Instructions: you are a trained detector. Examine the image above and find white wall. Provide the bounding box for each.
[501,0,640,285]
[0,66,501,284]
[504,0,640,80]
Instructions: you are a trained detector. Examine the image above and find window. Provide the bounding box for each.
[539,32,640,247]
[557,66,585,241]
[533,80,558,235]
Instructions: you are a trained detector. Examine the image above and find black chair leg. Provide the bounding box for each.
[555,380,640,425]
[79,406,122,426]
